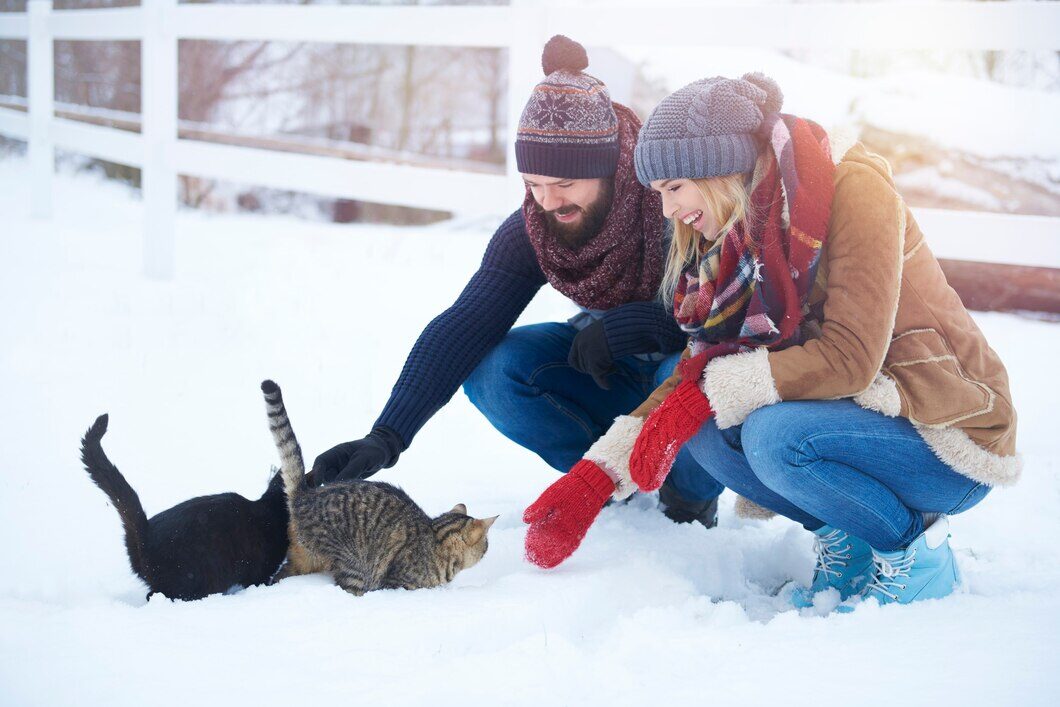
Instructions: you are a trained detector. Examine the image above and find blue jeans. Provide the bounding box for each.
[463,322,724,502]
[685,400,991,550]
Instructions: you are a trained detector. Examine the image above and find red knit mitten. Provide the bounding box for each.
[629,354,715,492]
[523,459,615,569]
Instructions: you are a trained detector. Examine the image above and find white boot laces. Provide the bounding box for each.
[865,549,917,601]
[813,529,852,581]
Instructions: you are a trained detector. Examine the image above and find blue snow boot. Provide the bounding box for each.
[860,515,961,606]
[791,525,874,608]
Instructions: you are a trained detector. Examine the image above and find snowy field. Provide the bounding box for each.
[1,157,1058,706]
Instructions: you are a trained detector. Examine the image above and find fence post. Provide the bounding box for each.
[27,0,53,219]
[506,0,548,204]
[141,0,178,279]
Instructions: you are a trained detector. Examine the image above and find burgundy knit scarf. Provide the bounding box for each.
[523,103,665,310]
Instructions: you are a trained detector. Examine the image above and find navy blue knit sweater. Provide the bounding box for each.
[374,210,687,447]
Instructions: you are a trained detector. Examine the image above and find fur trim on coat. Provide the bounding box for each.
[584,415,644,501]
[701,347,781,430]
[734,496,776,520]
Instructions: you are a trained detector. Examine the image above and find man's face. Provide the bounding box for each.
[522,174,614,248]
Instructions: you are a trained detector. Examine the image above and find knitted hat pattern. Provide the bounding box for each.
[634,72,784,185]
[515,35,620,178]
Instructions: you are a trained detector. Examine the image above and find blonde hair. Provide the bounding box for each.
[659,174,752,302]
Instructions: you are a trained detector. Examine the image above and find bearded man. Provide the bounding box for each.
[312,36,724,527]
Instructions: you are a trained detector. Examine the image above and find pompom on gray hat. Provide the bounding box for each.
[634,72,783,185]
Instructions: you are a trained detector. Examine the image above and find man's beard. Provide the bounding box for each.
[539,179,615,249]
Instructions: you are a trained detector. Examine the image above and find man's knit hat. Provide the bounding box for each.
[634,72,783,185]
[515,35,620,179]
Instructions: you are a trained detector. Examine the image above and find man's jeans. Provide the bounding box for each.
[463,322,724,502]
[685,400,991,551]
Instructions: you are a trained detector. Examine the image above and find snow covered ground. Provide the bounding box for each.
[1,157,1058,706]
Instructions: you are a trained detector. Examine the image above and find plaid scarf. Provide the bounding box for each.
[675,113,835,360]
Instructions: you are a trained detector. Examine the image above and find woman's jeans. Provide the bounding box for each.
[463,322,725,503]
[685,400,991,551]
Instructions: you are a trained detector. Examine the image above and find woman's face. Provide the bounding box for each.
[650,178,717,238]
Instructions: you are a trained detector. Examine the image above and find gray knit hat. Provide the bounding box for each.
[634,72,783,185]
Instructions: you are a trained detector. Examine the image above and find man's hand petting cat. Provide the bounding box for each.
[311,427,405,484]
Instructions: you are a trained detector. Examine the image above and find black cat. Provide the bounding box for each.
[80,414,289,601]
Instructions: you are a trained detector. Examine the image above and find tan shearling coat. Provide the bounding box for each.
[628,143,1019,509]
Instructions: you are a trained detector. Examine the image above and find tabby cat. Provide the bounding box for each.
[261,380,496,595]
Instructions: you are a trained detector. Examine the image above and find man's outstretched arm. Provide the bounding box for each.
[314,211,545,483]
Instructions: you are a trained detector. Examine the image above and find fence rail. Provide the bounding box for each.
[48,6,143,39]
[1,0,1058,278]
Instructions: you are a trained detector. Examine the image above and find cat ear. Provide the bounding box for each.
[450,503,468,515]
[464,516,498,544]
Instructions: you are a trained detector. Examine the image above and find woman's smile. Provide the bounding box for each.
[680,209,705,230]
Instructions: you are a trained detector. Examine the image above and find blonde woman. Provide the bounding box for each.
[523,72,1019,609]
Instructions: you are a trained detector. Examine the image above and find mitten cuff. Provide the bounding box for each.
[583,415,644,501]
[672,379,713,420]
[570,458,620,501]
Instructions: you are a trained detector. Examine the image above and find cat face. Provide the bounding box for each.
[434,504,498,580]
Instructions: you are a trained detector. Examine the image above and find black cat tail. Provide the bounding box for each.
[80,414,151,582]
[261,380,307,501]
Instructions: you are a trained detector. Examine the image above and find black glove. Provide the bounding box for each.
[567,319,615,390]
[311,426,405,484]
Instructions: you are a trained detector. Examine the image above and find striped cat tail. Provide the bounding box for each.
[261,380,307,499]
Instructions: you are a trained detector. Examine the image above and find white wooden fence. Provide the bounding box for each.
[0,0,1058,279]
